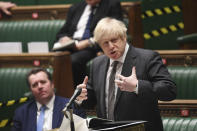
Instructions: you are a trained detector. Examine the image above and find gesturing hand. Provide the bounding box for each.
[115,66,138,92]
[0,2,16,15]
[76,76,88,101]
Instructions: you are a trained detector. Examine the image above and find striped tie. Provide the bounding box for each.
[108,61,119,120]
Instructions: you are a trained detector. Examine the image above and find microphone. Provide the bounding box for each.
[62,88,82,112]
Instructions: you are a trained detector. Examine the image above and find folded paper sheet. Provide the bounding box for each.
[59,111,89,131]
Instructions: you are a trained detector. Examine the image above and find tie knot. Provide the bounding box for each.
[112,61,119,68]
[40,105,46,111]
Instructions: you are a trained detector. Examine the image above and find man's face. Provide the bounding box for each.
[99,36,126,60]
[28,71,54,104]
[85,0,101,6]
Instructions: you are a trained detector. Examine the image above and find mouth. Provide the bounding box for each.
[110,51,116,55]
[39,91,46,95]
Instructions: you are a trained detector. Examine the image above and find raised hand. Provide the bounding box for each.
[115,66,138,92]
[76,76,88,101]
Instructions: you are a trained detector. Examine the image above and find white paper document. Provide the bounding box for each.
[28,41,49,53]
[52,40,75,52]
[58,111,89,131]
[0,42,22,54]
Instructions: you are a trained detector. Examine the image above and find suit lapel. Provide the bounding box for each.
[52,96,62,129]
[29,102,37,131]
[100,56,110,117]
[114,45,137,108]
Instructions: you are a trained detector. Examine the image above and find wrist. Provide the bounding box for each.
[88,37,95,47]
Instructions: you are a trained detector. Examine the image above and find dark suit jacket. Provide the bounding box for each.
[56,0,123,41]
[84,45,176,131]
[12,96,85,131]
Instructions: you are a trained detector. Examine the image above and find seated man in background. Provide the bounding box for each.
[76,17,177,131]
[54,0,123,87]
[0,1,16,15]
[12,68,85,131]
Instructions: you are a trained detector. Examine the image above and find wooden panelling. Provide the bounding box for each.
[159,100,197,117]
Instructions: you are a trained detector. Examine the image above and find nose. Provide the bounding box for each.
[108,41,114,49]
[38,82,42,89]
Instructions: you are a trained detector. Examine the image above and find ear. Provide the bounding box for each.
[51,82,55,89]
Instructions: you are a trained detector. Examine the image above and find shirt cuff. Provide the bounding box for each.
[74,99,83,105]
[134,82,138,94]
[88,37,95,47]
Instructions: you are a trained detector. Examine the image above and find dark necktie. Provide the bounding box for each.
[108,61,119,120]
[37,105,46,131]
[82,7,95,40]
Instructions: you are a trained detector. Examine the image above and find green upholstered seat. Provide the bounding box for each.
[0,20,65,52]
[168,66,197,99]
[162,117,197,131]
[0,68,31,102]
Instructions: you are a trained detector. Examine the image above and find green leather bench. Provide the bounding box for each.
[168,66,197,99]
[162,117,197,131]
[0,20,65,52]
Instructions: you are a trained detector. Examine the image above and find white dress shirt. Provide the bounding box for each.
[73,5,92,39]
[36,95,55,131]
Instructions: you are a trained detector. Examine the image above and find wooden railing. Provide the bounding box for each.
[157,50,197,66]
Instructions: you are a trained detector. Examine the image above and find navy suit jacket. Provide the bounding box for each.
[56,0,123,41]
[83,45,176,131]
[12,96,85,131]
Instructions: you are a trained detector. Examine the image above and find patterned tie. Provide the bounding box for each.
[82,6,95,40]
[108,61,119,120]
[37,105,46,131]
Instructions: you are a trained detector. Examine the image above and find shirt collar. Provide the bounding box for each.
[36,95,55,111]
[110,43,129,66]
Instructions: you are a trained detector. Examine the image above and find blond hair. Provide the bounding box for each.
[94,17,127,43]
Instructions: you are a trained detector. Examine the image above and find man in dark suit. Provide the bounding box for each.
[55,0,123,87]
[76,17,177,131]
[12,68,85,131]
